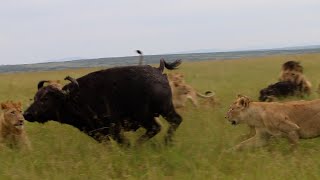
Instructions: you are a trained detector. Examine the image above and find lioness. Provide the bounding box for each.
[226,95,320,150]
[171,82,215,108]
[168,73,215,108]
[0,101,31,150]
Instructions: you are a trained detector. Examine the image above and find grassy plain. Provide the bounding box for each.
[0,53,320,179]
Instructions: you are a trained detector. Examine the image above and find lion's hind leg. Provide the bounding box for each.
[187,93,199,107]
[267,115,300,150]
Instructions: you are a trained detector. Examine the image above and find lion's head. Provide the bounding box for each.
[168,73,185,84]
[1,101,25,131]
[280,70,302,84]
[281,61,303,73]
[173,83,190,95]
[225,95,251,125]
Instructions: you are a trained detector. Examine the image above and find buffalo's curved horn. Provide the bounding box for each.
[37,80,50,89]
[64,76,79,88]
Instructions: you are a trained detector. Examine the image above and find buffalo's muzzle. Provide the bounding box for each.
[23,112,34,122]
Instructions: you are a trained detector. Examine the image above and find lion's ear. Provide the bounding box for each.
[237,94,243,98]
[1,103,8,110]
[239,97,250,108]
[16,102,22,109]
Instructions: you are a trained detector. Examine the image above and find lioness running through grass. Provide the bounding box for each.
[168,72,215,108]
[226,95,320,150]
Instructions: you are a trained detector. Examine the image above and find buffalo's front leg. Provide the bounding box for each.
[163,108,182,145]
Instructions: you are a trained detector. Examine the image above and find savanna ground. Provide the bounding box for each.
[0,53,320,179]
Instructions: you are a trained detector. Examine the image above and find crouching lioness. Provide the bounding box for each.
[0,101,31,150]
[225,95,320,150]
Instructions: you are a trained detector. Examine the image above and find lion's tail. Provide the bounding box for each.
[196,91,215,98]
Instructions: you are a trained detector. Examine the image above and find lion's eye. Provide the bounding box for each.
[10,111,15,114]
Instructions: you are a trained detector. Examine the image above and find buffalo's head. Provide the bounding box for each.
[23,76,79,123]
[259,88,275,102]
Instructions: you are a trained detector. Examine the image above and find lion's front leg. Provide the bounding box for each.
[233,128,270,151]
[233,136,258,151]
[286,131,299,151]
[19,134,32,151]
[246,125,256,138]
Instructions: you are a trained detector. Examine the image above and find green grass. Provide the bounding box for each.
[1,53,320,179]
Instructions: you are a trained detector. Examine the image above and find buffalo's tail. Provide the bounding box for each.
[158,58,182,72]
[136,50,143,65]
[196,91,215,98]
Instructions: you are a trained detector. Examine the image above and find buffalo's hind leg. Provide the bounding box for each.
[163,108,182,145]
[136,117,161,145]
[107,120,130,146]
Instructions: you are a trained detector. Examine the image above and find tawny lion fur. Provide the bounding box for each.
[47,80,63,89]
[168,73,215,108]
[0,101,31,150]
[279,61,312,96]
[279,70,312,95]
[226,95,320,150]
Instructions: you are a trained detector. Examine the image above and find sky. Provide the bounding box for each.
[1,0,319,65]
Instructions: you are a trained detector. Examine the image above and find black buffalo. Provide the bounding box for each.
[259,81,298,102]
[23,59,182,145]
